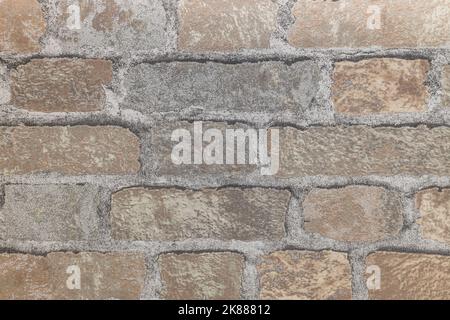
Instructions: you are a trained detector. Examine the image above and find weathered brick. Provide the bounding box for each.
[0,64,9,104]
[366,252,450,300]
[288,0,450,48]
[0,252,146,300]
[333,59,429,114]
[415,188,450,245]
[303,186,403,242]
[258,251,352,300]
[159,252,244,300]
[0,184,100,241]
[0,126,140,175]
[278,126,450,177]
[443,65,450,107]
[123,61,320,116]
[54,0,167,53]
[111,187,290,241]
[178,0,277,51]
[0,0,46,54]
[11,59,112,112]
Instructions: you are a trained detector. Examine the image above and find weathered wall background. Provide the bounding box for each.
[1,0,450,299]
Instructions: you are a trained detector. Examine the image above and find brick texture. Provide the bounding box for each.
[178,0,278,52]
[443,66,450,107]
[0,252,146,300]
[111,187,290,241]
[11,59,112,112]
[258,251,352,300]
[288,0,450,48]
[303,186,403,242]
[0,0,46,54]
[159,253,244,300]
[366,252,450,300]
[332,59,430,114]
[0,64,9,104]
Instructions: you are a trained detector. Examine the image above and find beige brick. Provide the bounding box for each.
[0,185,100,241]
[333,59,429,114]
[0,126,140,175]
[11,59,112,112]
[258,251,352,300]
[303,186,403,242]
[278,126,450,177]
[178,0,278,51]
[111,187,290,241]
[416,188,450,245]
[443,66,450,107]
[288,0,450,48]
[366,252,450,300]
[0,252,146,300]
[159,252,244,300]
[0,0,46,54]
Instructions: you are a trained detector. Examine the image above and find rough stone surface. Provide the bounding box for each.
[159,252,244,300]
[178,0,278,52]
[0,184,100,241]
[443,65,450,107]
[0,252,146,300]
[333,59,430,114]
[416,188,450,245]
[303,186,403,242]
[258,251,352,300]
[0,64,9,104]
[123,61,321,116]
[11,59,112,112]
[111,187,290,241]
[0,126,140,175]
[366,252,450,300]
[278,126,450,177]
[0,0,46,54]
[288,0,450,48]
[53,0,168,54]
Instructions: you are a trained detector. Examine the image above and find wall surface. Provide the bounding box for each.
[1,0,450,300]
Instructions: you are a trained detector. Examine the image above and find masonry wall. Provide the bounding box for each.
[1,0,450,300]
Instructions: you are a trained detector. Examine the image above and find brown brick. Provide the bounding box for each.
[288,0,450,48]
[278,126,450,177]
[416,188,450,245]
[0,0,46,54]
[366,252,450,300]
[178,0,278,51]
[333,59,429,114]
[303,186,403,242]
[258,251,352,300]
[159,252,244,300]
[111,187,290,241]
[443,66,450,107]
[0,252,146,300]
[11,59,112,112]
[0,126,140,175]
[0,184,100,241]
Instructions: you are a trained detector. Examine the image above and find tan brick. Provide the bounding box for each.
[415,188,450,245]
[288,0,450,48]
[366,252,450,300]
[332,59,429,114]
[443,66,450,107]
[0,126,140,175]
[111,187,290,241]
[159,252,244,300]
[0,0,46,54]
[303,186,403,242]
[278,126,450,177]
[258,251,352,300]
[11,59,112,112]
[0,184,100,241]
[0,252,146,300]
[178,0,278,51]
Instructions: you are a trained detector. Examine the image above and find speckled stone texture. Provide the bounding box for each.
[0,64,9,104]
[443,66,450,107]
[303,186,403,242]
[258,251,352,300]
[111,187,290,241]
[366,252,450,300]
[332,59,430,114]
[159,252,244,299]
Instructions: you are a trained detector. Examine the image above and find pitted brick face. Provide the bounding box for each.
[443,66,450,107]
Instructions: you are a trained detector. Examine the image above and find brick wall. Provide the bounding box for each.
[1,0,450,300]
